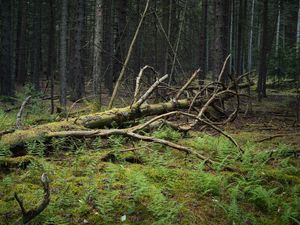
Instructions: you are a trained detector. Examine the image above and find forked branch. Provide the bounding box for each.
[14,173,50,225]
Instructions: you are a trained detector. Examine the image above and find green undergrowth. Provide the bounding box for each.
[0,126,299,225]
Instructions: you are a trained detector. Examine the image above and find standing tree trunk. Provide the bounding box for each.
[257,0,269,101]
[275,0,281,60]
[103,0,114,95]
[200,0,208,81]
[31,0,42,91]
[214,0,230,81]
[48,0,55,114]
[297,0,300,57]
[0,0,14,97]
[70,0,85,101]
[92,0,103,102]
[15,0,27,85]
[236,0,246,77]
[114,0,127,78]
[248,0,255,72]
[60,0,68,109]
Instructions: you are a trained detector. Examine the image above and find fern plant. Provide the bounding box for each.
[152,126,181,141]
[0,143,12,157]
[26,138,46,157]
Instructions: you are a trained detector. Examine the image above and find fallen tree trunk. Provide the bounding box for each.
[1,64,251,161]
[0,99,214,148]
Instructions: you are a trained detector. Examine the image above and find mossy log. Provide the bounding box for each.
[1,99,217,149]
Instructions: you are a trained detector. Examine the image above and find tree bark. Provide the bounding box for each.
[114,0,127,78]
[15,0,27,85]
[92,0,103,102]
[103,0,114,95]
[257,0,269,101]
[200,0,208,79]
[31,0,42,91]
[60,0,68,109]
[213,0,230,81]
[48,0,55,114]
[70,0,85,101]
[297,0,300,57]
[248,0,255,72]
[0,0,14,97]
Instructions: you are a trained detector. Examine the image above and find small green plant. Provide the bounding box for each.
[127,170,182,224]
[247,185,277,212]
[26,138,46,157]
[51,137,66,155]
[192,172,223,196]
[91,137,102,150]
[0,143,12,157]
[152,126,181,141]
[217,185,243,223]
[108,135,126,148]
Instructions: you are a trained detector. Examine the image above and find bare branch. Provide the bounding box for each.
[174,68,201,101]
[14,173,50,225]
[133,65,156,103]
[134,74,169,108]
[16,96,31,129]
[217,54,231,82]
[109,0,150,109]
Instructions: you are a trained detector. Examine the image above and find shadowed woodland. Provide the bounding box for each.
[0,0,300,224]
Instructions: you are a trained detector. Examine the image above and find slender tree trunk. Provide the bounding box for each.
[248,0,255,72]
[15,0,27,85]
[236,0,245,77]
[164,0,173,75]
[257,0,269,101]
[297,0,300,57]
[200,0,208,82]
[275,0,281,59]
[48,0,55,114]
[70,0,85,101]
[114,0,127,78]
[92,0,103,102]
[60,0,68,109]
[214,0,230,81]
[31,0,42,91]
[103,0,114,95]
[0,0,14,97]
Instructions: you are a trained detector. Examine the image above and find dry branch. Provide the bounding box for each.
[133,65,156,103]
[16,96,31,129]
[175,69,200,101]
[14,173,50,225]
[109,0,150,109]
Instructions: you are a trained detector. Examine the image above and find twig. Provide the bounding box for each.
[47,128,214,166]
[256,133,300,143]
[132,110,242,152]
[108,0,150,109]
[174,68,201,101]
[154,12,185,76]
[134,74,169,108]
[133,65,156,103]
[169,0,188,84]
[14,173,50,225]
[217,54,231,82]
[16,96,31,129]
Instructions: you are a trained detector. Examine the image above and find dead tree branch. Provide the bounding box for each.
[133,65,156,103]
[16,96,31,129]
[14,173,50,225]
[109,0,150,109]
[175,68,200,101]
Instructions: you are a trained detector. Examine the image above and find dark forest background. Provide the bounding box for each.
[0,0,299,105]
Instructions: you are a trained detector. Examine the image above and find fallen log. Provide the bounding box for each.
[0,99,213,148]
[1,65,251,161]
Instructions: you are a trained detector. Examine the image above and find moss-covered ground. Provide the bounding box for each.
[0,87,300,225]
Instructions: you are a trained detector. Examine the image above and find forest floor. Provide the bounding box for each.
[0,84,300,225]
